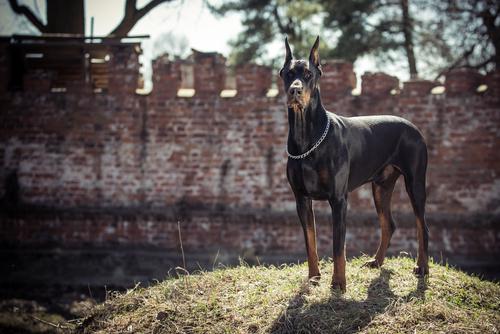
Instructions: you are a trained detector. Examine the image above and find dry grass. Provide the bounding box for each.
[75,256,499,334]
[0,298,73,333]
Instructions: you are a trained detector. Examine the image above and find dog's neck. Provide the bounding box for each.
[287,88,327,155]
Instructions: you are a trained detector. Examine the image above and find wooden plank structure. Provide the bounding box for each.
[2,34,148,92]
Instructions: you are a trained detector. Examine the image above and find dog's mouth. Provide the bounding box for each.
[286,87,312,111]
[287,95,306,110]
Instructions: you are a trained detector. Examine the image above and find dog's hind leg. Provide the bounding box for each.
[364,165,400,268]
[404,165,429,276]
[399,139,429,276]
[295,195,321,281]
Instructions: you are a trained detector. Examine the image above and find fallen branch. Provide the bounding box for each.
[28,314,70,330]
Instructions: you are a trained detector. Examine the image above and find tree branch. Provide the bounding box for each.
[434,44,477,80]
[365,20,402,34]
[137,0,167,20]
[8,0,47,33]
[470,55,495,70]
[272,5,293,36]
[109,0,171,37]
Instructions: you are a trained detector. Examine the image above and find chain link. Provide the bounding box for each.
[286,113,331,160]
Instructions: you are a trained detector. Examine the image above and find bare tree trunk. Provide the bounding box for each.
[46,0,84,35]
[401,0,418,79]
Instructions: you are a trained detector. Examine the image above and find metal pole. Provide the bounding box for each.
[90,16,94,42]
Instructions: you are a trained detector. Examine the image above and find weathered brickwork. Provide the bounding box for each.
[0,42,499,270]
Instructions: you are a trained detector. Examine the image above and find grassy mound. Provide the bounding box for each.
[77,256,499,334]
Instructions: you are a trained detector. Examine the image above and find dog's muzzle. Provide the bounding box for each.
[287,80,305,109]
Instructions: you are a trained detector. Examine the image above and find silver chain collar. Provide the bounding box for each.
[286,113,331,160]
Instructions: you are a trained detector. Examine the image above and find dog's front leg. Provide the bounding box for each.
[295,194,321,281]
[329,195,347,292]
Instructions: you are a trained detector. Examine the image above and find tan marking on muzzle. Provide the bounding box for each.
[287,82,311,112]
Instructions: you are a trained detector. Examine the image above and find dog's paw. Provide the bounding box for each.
[308,275,321,286]
[331,280,346,293]
[362,259,381,269]
[413,265,429,277]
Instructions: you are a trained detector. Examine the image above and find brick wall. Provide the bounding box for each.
[0,43,499,276]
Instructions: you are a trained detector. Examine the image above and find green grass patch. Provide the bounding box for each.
[75,256,499,334]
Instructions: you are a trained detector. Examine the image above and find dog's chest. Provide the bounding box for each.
[288,160,333,199]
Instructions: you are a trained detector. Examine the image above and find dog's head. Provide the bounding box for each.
[279,36,323,111]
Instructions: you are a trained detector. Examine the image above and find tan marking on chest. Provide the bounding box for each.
[318,168,330,183]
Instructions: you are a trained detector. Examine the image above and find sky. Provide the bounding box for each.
[0,0,397,92]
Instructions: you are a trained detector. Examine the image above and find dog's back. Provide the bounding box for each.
[335,115,427,191]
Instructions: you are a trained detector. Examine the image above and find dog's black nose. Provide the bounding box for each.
[289,81,303,97]
[289,86,302,96]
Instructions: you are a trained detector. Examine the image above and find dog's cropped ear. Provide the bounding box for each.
[284,36,293,64]
[280,36,293,77]
[309,36,322,75]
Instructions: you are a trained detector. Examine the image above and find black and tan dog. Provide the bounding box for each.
[280,37,429,292]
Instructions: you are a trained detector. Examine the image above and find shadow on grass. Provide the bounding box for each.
[270,268,427,333]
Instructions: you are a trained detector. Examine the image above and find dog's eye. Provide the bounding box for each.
[287,71,294,79]
[304,71,312,80]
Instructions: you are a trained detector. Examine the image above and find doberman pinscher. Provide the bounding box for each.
[280,36,429,292]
